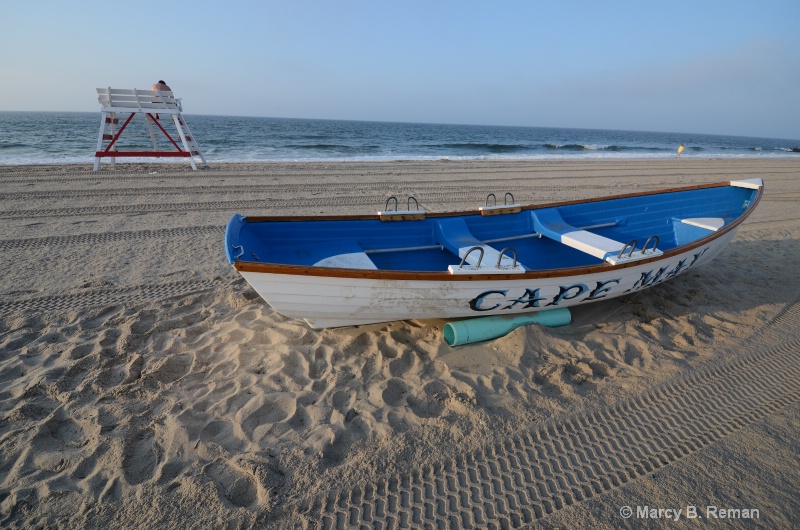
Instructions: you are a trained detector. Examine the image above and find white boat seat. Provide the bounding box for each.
[314,252,378,269]
[435,218,526,274]
[532,208,663,265]
[680,217,724,231]
[301,240,378,269]
[730,178,763,190]
[672,216,727,245]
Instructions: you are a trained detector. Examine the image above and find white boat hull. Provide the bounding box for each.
[239,228,736,328]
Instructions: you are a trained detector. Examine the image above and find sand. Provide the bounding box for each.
[0,158,798,529]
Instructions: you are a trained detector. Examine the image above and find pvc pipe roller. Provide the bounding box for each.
[444,308,571,346]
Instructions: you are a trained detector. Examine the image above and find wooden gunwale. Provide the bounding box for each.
[233,181,762,281]
[244,182,729,223]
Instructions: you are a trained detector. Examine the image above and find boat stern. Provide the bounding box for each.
[224,214,247,264]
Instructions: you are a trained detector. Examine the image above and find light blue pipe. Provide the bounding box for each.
[444,308,571,346]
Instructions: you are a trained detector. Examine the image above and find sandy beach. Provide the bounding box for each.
[1,158,798,529]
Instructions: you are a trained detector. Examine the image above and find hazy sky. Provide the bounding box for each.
[2,1,799,139]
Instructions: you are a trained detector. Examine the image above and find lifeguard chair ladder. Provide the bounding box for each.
[94,87,208,171]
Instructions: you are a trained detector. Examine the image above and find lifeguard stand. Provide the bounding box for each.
[94,87,208,171]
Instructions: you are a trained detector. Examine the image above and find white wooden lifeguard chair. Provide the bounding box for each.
[94,87,208,171]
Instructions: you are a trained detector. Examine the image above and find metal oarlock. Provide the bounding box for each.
[496,247,518,269]
[618,240,638,259]
[641,235,660,254]
[459,246,485,269]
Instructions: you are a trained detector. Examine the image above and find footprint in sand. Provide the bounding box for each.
[41,412,86,445]
[240,393,297,438]
[150,353,193,384]
[199,420,246,452]
[204,460,259,508]
[382,378,410,407]
[122,429,162,485]
[157,461,186,486]
[68,343,96,360]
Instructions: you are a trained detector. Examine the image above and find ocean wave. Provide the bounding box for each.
[434,143,531,153]
[0,142,29,150]
[542,143,669,152]
[283,144,382,153]
[544,143,617,151]
[0,155,96,165]
[545,143,585,151]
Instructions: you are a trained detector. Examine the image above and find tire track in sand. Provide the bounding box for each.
[0,278,227,317]
[309,297,800,529]
[0,225,221,252]
[0,196,382,220]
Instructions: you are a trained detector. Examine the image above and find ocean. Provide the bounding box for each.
[1,111,798,165]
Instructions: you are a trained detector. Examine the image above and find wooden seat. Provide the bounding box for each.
[94,88,208,171]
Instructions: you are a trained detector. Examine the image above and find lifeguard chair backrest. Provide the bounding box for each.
[96,88,182,114]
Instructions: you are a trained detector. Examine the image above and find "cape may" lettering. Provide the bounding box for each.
[468,248,709,312]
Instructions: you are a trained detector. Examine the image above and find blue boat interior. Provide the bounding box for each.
[225,185,758,272]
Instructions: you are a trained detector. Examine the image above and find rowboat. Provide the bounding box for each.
[225,179,763,328]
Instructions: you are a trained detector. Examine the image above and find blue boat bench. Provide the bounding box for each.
[434,218,526,274]
[532,208,663,266]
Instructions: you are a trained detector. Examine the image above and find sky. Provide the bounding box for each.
[2,1,799,140]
